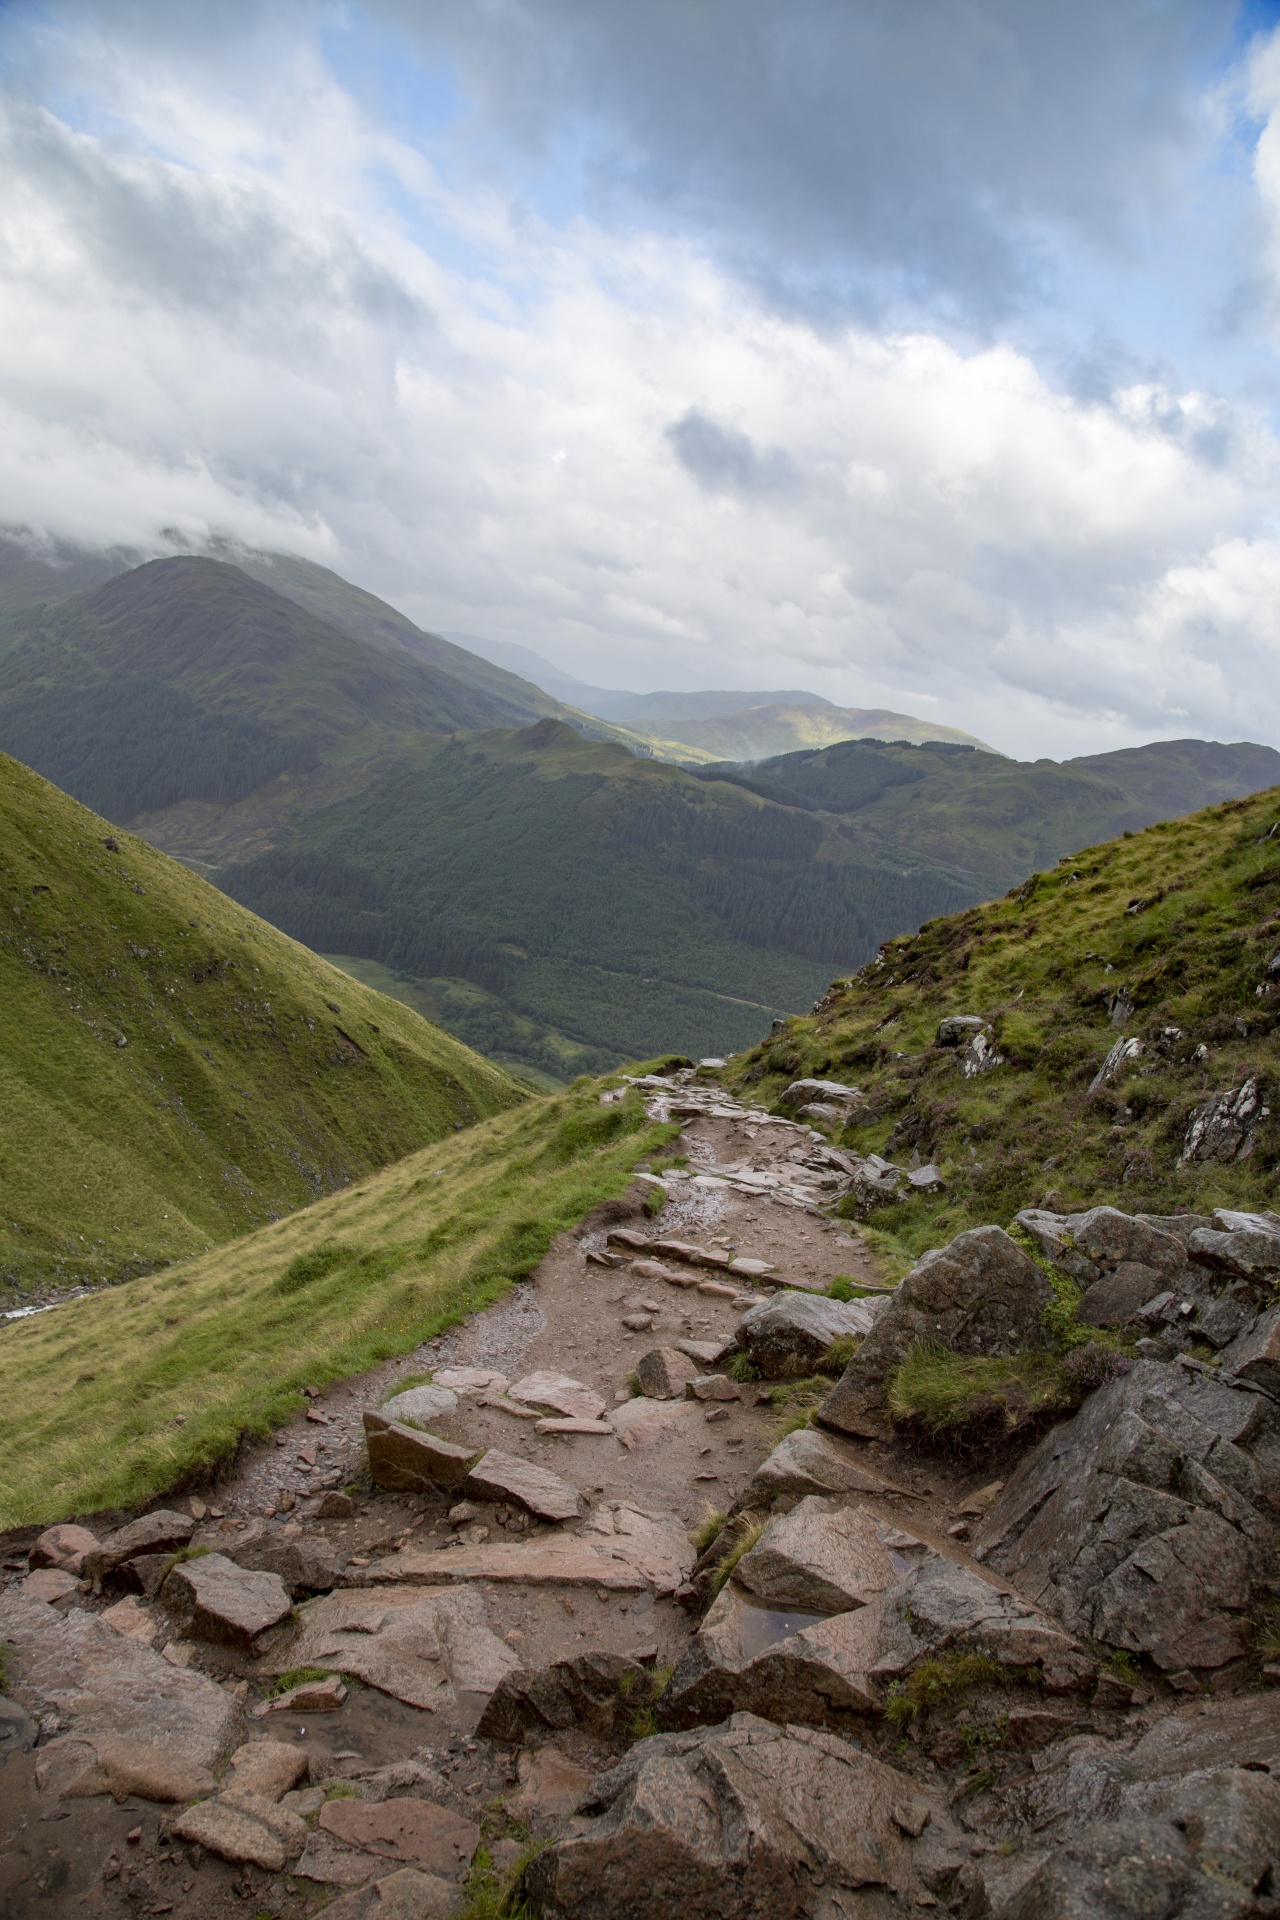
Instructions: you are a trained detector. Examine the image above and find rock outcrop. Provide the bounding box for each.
[733,1291,876,1378]
[819,1226,1053,1436]
[524,1713,968,1919]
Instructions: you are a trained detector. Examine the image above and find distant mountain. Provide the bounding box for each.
[575,687,835,724]
[0,531,130,616]
[709,735,1280,885]
[0,750,520,1298]
[438,630,625,707]
[635,703,992,759]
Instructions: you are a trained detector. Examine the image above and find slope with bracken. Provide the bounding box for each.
[0,752,521,1302]
[728,782,1280,1250]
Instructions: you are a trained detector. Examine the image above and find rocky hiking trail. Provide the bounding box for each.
[8,1067,1280,1919]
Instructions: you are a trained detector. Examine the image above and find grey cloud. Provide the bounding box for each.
[666,410,799,497]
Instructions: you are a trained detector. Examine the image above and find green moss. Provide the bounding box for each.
[263,1665,335,1698]
[884,1653,1032,1728]
[726,1353,762,1384]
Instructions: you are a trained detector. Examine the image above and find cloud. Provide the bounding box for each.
[0,3,1279,761]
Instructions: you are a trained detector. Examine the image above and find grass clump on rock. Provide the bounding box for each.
[884,1652,1028,1729]
[885,1342,1078,1443]
[709,1514,767,1595]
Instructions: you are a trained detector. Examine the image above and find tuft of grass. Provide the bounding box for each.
[773,1406,815,1441]
[886,1341,1077,1441]
[274,1245,354,1297]
[0,1641,9,1693]
[1103,1649,1144,1685]
[884,1653,1025,1728]
[726,1352,762,1384]
[623,1664,675,1743]
[624,1372,641,1398]
[691,1505,727,1554]
[0,1083,682,1526]
[1256,1609,1280,1665]
[262,1665,335,1699]
[458,1840,547,1920]
[710,1514,767,1595]
[321,1781,361,1801]
[823,1334,860,1373]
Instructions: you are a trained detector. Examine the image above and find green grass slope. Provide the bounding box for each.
[727,784,1280,1252]
[0,1080,677,1526]
[0,753,522,1300]
[633,702,992,759]
[220,720,980,1067]
[710,736,1280,885]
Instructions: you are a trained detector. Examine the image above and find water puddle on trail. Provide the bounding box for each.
[731,1592,834,1659]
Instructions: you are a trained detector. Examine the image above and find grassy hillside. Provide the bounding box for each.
[728,782,1280,1251]
[219,720,980,1067]
[0,1080,677,1526]
[707,736,1280,885]
[629,701,992,760]
[0,754,522,1301]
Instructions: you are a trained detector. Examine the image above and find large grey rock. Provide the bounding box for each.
[465,1449,582,1521]
[660,1540,1091,1734]
[1015,1205,1187,1289]
[201,1519,343,1595]
[775,1078,862,1111]
[744,1423,913,1505]
[1182,1078,1264,1163]
[733,1496,898,1613]
[82,1509,194,1590]
[996,1810,1265,1920]
[820,1226,1053,1437]
[1219,1304,1280,1393]
[937,1014,988,1047]
[1189,1225,1280,1285]
[972,1358,1280,1671]
[734,1291,874,1379]
[379,1384,459,1426]
[634,1347,700,1400]
[477,1651,655,1744]
[524,1713,966,1918]
[363,1411,479,1491]
[162,1553,293,1648]
[0,1589,241,1775]
[267,1585,520,1712]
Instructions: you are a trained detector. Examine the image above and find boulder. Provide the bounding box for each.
[734,1292,873,1379]
[0,1589,241,1775]
[1016,1204,1187,1288]
[1188,1225,1280,1285]
[227,1738,309,1800]
[820,1225,1053,1436]
[996,1809,1270,1920]
[214,1520,344,1595]
[477,1650,655,1743]
[25,1568,80,1603]
[363,1412,479,1491]
[936,1015,987,1047]
[524,1714,965,1918]
[29,1522,99,1574]
[100,1595,157,1643]
[37,1730,216,1803]
[744,1423,914,1505]
[507,1372,608,1421]
[972,1358,1280,1671]
[1219,1304,1280,1393]
[161,1553,293,1649]
[660,1543,1090,1734]
[82,1508,194,1590]
[733,1496,898,1613]
[1182,1078,1263,1163]
[1078,1260,1171,1328]
[172,1797,299,1871]
[267,1585,520,1711]
[775,1078,862,1111]
[634,1347,700,1400]
[465,1449,582,1521]
[379,1384,459,1426]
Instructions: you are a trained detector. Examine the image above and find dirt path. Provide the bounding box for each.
[0,1070,1002,1920]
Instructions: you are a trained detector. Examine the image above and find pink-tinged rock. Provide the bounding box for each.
[697,1280,739,1299]
[172,1798,292,1871]
[30,1523,99,1574]
[101,1597,159,1645]
[606,1229,652,1252]
[256,1675,347,1715]
[629,1259,677,1284]
[686,1375,741,1402]
[635,1347,700,1400]
[507,1372,607,1420]
[267,1586,520,1712]
[227,1738,310,1799]
[431,1368,509,1395]
[535,1417,614,1434]
[41,1731,218,1805]
[650,1239,704,1264]
[506,1746,593,1821]
[319,1797,479,1876]
[465,1449,582,1521]
[319,1869,466,1920]
[23,1568,80,1603]
[161,1553,292,1648]
[367,1543,650,1591]
[363,1412,480,1491]
[82,1509,194,1589]
[612,1399,700,1451]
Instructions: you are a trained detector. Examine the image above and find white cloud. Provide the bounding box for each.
[1,13,1280,758]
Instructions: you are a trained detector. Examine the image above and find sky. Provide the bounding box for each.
[7,4,1280,755]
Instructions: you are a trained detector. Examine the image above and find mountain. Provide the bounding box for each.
[730,778,1280,1244]
[438,629,627,708]
[623,702,991,759]
[0,751,521,1301]
[218,719,981,1070]
[709,735,1280,885]
[0,531,130,617]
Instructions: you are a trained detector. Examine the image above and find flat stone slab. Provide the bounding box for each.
[24,1568,80,1603]
[227,1738,309,1800]
[36,1731,217,1804]
[266,1586,520,1711]
[101,1596,158,1644]
[319,1867,464,1920]
[83,1509,194,1588]
[320,1798,479,1876]
[677,1337,734,1367]
[364,1412,479,1491]
[746,1425,915,1504]
[507,1372,607,1421]
[465,1448,582,1520]
[379,1385,459,1426]
[172,1797,300,1871]
[535,1416,614,1434]
[431,1368,509,1395]
[162,1552,292,1648]
[369,1504,693,1596]
[0,1589,241,1775]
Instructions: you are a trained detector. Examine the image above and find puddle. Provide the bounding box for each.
[731,1591,833,1659]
